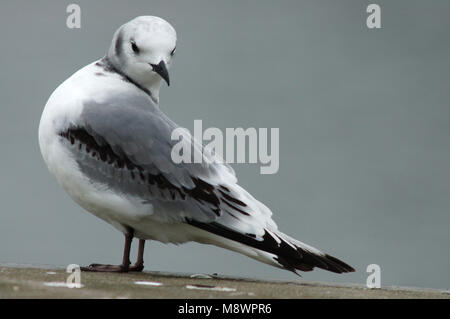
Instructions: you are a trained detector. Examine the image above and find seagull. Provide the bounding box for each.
[38,16,355,275]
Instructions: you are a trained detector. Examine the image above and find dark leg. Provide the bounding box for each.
[81,231,133,272]
[129,239,145,272]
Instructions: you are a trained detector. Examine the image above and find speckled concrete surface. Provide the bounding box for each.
[0,266,448,299]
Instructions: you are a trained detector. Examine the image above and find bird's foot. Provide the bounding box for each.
[129,263,144,272]
[81,263,129,273]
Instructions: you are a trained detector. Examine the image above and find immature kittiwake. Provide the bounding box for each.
[38,16,354,274]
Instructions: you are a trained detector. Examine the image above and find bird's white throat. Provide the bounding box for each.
[106,54,164,104]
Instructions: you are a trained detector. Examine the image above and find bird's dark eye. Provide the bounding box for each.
[170,47,176,56]
[131,41,140,54]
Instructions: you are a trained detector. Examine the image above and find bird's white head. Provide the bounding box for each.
[107,16,177,103]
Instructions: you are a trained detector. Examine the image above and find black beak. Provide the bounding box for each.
[150,60,170,86]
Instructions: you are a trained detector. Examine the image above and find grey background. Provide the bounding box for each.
[1,0,449,290]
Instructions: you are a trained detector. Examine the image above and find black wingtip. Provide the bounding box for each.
[322,254,356,273]
[279,248,355,274]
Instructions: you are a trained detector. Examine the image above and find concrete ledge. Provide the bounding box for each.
[0,264,448,299]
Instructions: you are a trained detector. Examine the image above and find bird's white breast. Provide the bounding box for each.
[38,61,156,234]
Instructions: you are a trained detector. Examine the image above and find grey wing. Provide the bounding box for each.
[60,92,258,224]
